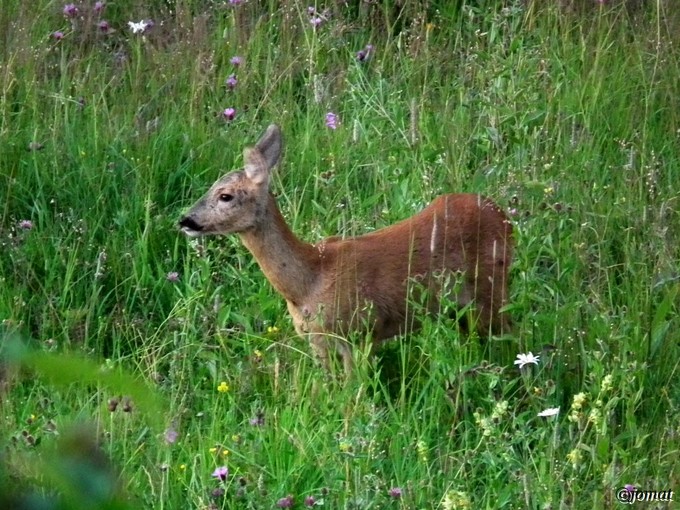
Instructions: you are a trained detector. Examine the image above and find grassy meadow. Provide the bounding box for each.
[1,0,679,508]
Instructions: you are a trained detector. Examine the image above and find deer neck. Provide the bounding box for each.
[239,193,319,306]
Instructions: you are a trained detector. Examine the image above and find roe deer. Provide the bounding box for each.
[179,125,513,372]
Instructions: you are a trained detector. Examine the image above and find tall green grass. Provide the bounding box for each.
[1,1,678,508]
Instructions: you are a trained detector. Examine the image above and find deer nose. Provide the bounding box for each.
[179,216,203,232]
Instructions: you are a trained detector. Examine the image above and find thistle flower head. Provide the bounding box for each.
[356,44,374,62]
[164,427,178,444]
[389,487,403,499]
[211,466,229,482]
[325,112,338,129]
[63,4,79,18]
[222,108,236,121]
[276,495,294,508]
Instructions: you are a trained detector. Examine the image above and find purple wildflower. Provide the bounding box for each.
[164,427,178,444]
[230,56,243,66]
[249,412,265,426]
[93,1,105,13]
[211,466,229,482]
[211,487,225,499]
[222,108,236,121]
[276,495,294,508]
[229,0,244,4]
[97,21,110,33]
[19,220,33,230]
[63,3,79,18]
[307,6,316,15]
[624,484,636,493]
[357,44,374,62]
[389,487,403,499]
[304,495,317,507]
[226,74,238,90]
[325,112,338,130]
[166,271,180,282]
[310,16,323,28]
[52,31,65,40]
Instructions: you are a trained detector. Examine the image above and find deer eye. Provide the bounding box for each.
[219,193,234,202]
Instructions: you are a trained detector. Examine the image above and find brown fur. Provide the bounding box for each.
[179,125,513,372]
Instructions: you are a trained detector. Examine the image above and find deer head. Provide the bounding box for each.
[179,124,282,237]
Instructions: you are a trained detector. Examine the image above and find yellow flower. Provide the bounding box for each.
[217,381,229,393]
[179,464,186,471]
[416,440,429,462]
[491,400,509,421]
[568,410,582,423]
[221,449,230,456]
[338,439,352,453]
[231,434,242,444]
[566,448,582,468]
[442,490,471,510]
[474,411,493,437]
[588,408,602,426]
[209,447,218,454]
[601,374,613,393]
[480,417,493,436]
[571,392,587,411]
[266,326,279,335]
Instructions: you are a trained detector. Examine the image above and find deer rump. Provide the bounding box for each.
[291,193,512,344]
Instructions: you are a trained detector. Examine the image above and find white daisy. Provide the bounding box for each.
[128,20,148,34]
[514,351,540,369]
[537,407,560,418]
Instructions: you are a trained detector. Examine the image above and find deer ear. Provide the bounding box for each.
[243,147,270,186]
[255,124,282,170]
